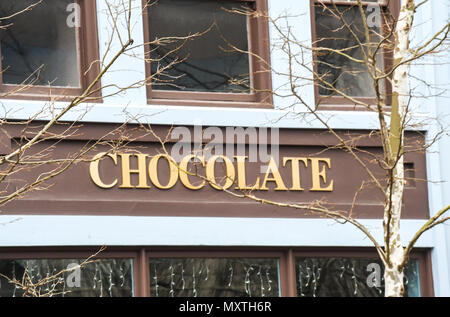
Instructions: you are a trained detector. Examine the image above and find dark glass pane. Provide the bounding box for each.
[314,4,384,97]
[149,258,280,297]
[0,0,80,87]
[148,0,251,93]
[0,258,133,297]
[295,258,420,297]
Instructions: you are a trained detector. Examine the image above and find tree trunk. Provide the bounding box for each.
[384,0,415,297]
[384,264,405,297]
[383,164,406,297]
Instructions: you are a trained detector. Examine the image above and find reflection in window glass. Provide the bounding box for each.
[314,4,385,97]
[295,258,420,297]
[149,258,280,297]
[0,0,80,87]
[0,259,133,297]
[148,0,251,93]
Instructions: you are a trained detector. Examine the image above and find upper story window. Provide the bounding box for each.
[0,0,100,100]
[143,0,272,108]
[311,0,399,106]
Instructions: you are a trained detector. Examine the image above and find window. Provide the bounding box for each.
[147,249,432,297]
[0,0,100,100]
[0,248,433,297]
[149,257,281,297]
[0,257,134,297]
[143,0,272,108]
[311,0,399,106]
[296,257,420,297]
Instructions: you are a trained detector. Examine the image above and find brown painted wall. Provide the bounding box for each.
[0,123,429,219]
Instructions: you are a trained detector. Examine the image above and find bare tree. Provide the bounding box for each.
[2,0,448,298]
[139,0,450,297]
[266,0,450,297]
[0,0,207,296]
[246,0,449,297]
[0,0,208,209]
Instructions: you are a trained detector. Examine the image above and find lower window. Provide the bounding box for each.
[0,248,432,297]
[149,258,281,297]
[295,257,420,297]
[0,258,133,297]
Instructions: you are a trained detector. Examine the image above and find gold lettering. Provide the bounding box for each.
[234,156,259,190]
[283,157,308,191]
[309,158,334,191]
[260,157,288,191]
[89,152,118,188]
[149,154,179,189]
[90,153,335,193]
[206,155,235,190]
[119,153,150,189]
[179,155,206,190]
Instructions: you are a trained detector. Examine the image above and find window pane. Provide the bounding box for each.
[295,258,420,297]
[0,258,134,297]
[314,4,384,97]
[149,258,280,297]
[0,0,80,87]
[148,0,251,93]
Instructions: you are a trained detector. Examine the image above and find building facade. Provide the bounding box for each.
[0,0,448,297]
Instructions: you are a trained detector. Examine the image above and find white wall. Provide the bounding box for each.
[0,216,434,248]
[419,0,450,297]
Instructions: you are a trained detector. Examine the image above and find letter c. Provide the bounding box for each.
[89,152,118,188]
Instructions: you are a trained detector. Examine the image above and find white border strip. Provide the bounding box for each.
[0,99,433,130]
[0,215,434,248]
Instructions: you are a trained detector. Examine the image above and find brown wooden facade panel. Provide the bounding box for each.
[0,123,429,219]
